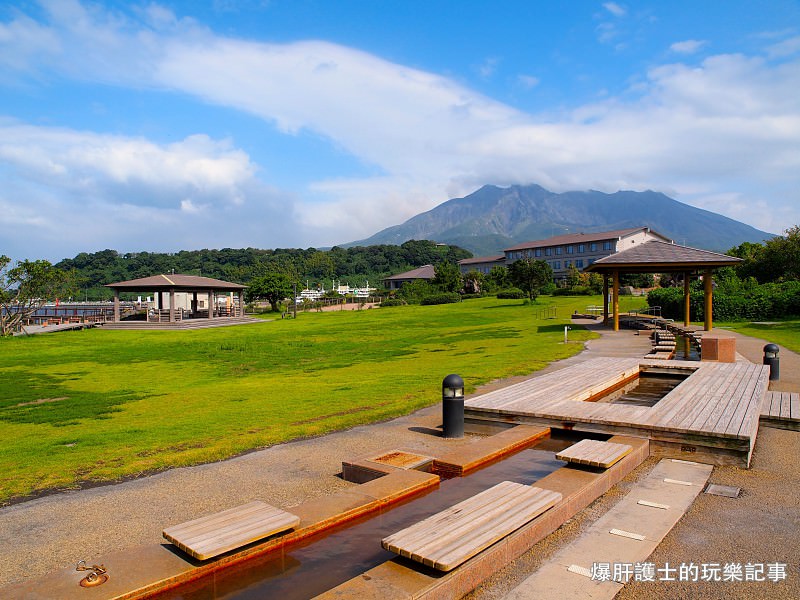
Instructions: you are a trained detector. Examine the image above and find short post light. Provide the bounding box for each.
[763,344,780,381]
[442,374,465,438]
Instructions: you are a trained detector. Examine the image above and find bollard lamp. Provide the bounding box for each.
[442,374,465,438]
[442,374,465,399]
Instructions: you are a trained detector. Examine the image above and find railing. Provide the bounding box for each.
[532,306,557,320]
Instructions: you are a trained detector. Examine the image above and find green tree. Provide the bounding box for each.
[398,279,433,304]
[463,270,484,294]
[487,265,510,291]
[432,261,462,293]
[508,259,553,301]
[245,272,294,312]
[0,256,77,336]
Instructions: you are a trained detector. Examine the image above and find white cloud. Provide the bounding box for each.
[670,39,708,54]
[766,35,800,58]
[603,2,627,18]
[517,74,540,89]
[0,1,798,256]
[477,57,500,78]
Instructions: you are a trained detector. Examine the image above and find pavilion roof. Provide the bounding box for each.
[585,240,742,273]
[384,265,436,281]
[105,274,246,291]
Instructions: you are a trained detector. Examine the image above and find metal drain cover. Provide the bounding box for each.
[704,484,740,498]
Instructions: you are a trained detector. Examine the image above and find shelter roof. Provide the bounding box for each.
[384,265,436,281]
[458,255,506,265]
[585,241,742,273]
[105,274,246,291]
[504,227,671,252]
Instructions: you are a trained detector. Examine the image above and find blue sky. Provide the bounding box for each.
[1,0,799,261]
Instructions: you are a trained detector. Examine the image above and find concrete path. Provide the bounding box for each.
[504,459,712,600]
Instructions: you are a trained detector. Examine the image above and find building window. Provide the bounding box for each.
[588,258,595,265]
[567,245,574,254]
[565,260,571,268]
[578,244,585,253]
[576,259,584,268]
[534,248,541,257]
[603,241,612,251]
[555,261,561,269]
[545,248,552,256]
[555,247,562,255]
[590,243,597,251]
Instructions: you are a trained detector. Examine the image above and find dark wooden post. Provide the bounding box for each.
[208,290,214,320]
[612,270,620,332]
[603,275,609,325]
[169,288,175,323]
[684,272,691,327]
[704,269,713,331]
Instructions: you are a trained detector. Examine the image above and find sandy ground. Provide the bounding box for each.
[1,321,798,599]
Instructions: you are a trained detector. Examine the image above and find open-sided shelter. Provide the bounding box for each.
[105,274,246,323]
[585,241,742,331]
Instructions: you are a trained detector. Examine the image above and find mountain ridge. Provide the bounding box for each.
[346,184,774,255]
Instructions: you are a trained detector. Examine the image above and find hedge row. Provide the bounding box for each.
[647,282,800,321]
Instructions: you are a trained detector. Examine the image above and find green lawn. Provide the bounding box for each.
[721,319,800,354]
[0,295,645,504]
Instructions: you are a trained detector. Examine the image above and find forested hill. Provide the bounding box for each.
[55,241,472,299]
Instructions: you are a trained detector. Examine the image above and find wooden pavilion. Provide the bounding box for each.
[585,241,742,331]
[105,274,246,324]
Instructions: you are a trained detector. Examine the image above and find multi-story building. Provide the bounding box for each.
[503,227,672,282]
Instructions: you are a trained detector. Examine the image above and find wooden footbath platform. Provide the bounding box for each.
[465,357,770,467]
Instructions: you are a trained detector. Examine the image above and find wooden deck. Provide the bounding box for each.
[163,501,300,560]
[555,439,632,468]
[761,391,800,431]
[465,357,770,467]
[381,481,561,571]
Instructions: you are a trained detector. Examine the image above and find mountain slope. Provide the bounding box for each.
[348,184,774,254]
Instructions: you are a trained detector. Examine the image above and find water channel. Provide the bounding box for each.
[155,439,580,600]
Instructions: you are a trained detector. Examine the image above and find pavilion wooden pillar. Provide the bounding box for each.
[684,272,691,327]
[612,269,620,331]
[113,290,120,322]
[603,276,609,325]
[207,290,214,320]
[169,288,176,323]
[704,269,713,331]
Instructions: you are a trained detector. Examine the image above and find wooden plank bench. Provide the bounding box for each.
[162,500,300,560]
[381,481,561,571]
[555,439,633,468]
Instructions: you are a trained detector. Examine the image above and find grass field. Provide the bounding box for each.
[0,295,646,505]
[722,319,800,353]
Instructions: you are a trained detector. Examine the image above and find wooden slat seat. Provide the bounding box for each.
[381,481,561,571]
[163,500,300,560]
[555,439,633,468]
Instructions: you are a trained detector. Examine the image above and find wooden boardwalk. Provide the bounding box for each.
[381,481,561,571]
[465,357,770,467]
[163,501,300,560]
[761,391,800,431]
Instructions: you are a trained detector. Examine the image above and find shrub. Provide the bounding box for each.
[380,298,407,307]
[496,288,525,299]
[420,293,461,305]
[552,286,592,296]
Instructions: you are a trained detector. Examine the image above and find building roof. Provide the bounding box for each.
[585,241,742,273]
[383,265,437,281]
[106,274,246,290]
[504,227,671,252]
[458,255,506,265]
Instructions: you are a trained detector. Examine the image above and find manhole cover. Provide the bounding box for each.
[369,451,431,469]
[704,484,740,498]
